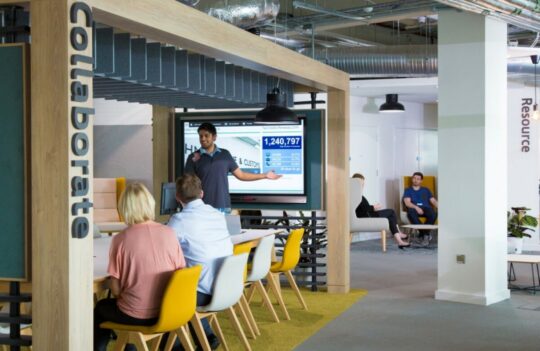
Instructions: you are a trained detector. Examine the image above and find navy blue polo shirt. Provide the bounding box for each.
[184,146,239,209]
[403,187,433,208]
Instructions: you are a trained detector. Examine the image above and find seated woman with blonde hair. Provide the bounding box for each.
[94,182,186,351]
[353,173,410,249]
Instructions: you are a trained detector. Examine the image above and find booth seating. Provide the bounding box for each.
[349,178,389,252]
[264,229,308,321]
[399,175,437,224]
[191,253,251,351]
[101,265,201,351]
[94,177,126,234]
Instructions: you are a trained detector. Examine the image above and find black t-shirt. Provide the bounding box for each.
[184,148,239,209]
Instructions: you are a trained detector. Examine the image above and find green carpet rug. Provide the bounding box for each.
[216,288,367,350]
[106,287,367,350]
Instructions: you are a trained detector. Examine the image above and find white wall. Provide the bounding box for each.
[294,93,437,241]
[93,99,154,192]
[507,85,540,251]
[349,96,437,214]
[94,99,152,125]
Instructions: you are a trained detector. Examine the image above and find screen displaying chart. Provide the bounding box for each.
[183,119,305,195]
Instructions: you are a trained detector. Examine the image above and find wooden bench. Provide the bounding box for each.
[94,177,126,235]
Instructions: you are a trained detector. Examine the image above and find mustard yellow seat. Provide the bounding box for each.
[100,265,201,351]
[265,228,308,321]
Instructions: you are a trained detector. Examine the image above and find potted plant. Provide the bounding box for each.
[507,207,538,254]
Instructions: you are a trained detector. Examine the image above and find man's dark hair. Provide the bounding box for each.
[412,171,424,179]
[197,122,217,135]
[176,174,202,203]
[352,173,365,180]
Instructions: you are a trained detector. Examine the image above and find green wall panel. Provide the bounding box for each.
[0,45,27,280]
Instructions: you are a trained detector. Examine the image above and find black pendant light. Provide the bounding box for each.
[379,94,405,113]
[255,88,298,124]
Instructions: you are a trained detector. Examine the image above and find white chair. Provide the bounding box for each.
[191,253,251,351]
[349,177,390,252]
[243,235,279,335]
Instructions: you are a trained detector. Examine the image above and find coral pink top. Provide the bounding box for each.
[108,221,186,319]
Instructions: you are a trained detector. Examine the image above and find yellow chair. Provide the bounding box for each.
[265,228,308,321]
[100,265,201,351]
[399,175,437,224]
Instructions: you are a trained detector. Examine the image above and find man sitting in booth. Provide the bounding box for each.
[403,171,438,245]
[167,174,233,350]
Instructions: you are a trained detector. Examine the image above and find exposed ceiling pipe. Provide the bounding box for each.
[292,1,369,22]
[198,0,279,29]
[285,0,444,32]
[435,0,540,32]
[303,45,438,77]
[499,0,540,12]
[303,45,540,81]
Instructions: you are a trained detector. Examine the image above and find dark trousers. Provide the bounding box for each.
[94,298,157,351]
[406,207,437,237]
[375,209,399,235]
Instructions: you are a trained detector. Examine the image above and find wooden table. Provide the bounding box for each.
[507,254,540,293]
[96,221,127,235]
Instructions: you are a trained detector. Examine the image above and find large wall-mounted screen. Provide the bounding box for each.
[181,118,307,204]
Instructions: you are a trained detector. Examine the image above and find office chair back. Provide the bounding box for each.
[152,265,202,333]
[246,234,275,282]
[200,253,249,312]
[271,228,304,273]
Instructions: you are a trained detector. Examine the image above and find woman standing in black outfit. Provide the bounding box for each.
[353,173,410,248]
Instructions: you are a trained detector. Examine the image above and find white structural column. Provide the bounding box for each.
[436,10,510,305]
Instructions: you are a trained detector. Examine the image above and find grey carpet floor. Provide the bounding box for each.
[295,240,540,351]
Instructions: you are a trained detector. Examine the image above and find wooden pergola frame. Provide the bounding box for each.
[1,0,350,348]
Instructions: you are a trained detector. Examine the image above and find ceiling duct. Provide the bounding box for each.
[304,45,540,83]
[199,0,279,29]
[303,45,438,77]
[435,0,540,33]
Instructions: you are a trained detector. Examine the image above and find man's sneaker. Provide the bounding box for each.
[421,235,431,247]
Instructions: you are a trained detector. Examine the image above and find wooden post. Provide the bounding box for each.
[153,105,174,222]
[326,88,350,293]
[31,0,94,349]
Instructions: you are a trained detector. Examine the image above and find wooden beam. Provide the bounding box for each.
[0,1,28,4]
[88,0,349,92]
[153,105,174,223]
[31,0,93,349]
[326,88,350,293]
[294,83,323,94]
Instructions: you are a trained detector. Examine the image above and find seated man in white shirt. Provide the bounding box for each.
[167,173,233,350]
